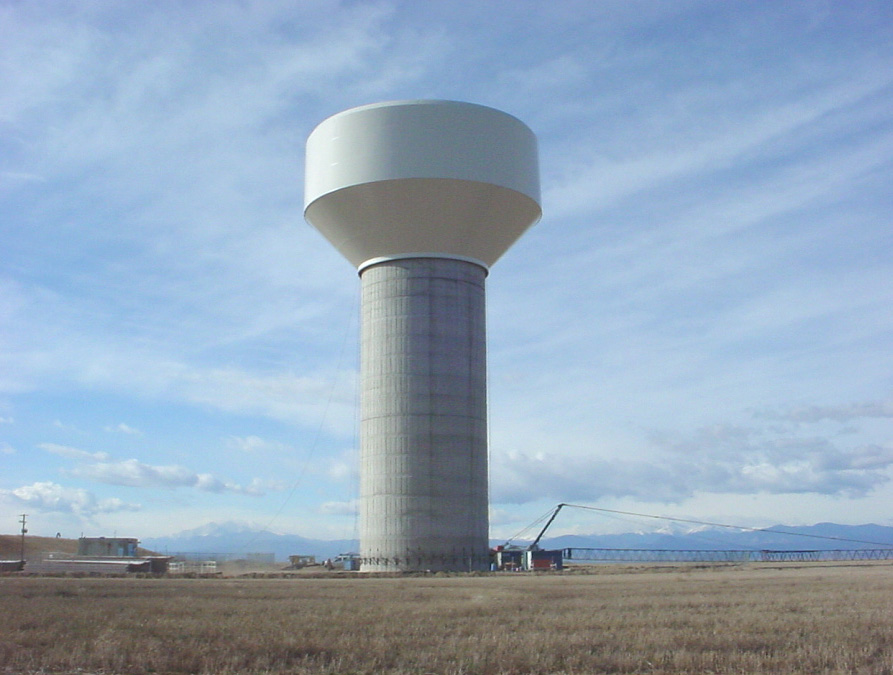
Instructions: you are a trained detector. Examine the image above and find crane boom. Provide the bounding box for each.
[528,503,565,551]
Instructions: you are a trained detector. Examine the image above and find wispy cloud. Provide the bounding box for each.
[756,401,893,424]
[225,435,295,456]
[227,435,268,453]
[178,367,357,435]
[104,423,142,435]
[71,458,271,496]
[52,420,81,432]
[0,172,44,184]
[545,70,891,220]
[318,500,357,516]
[39,442,110,462]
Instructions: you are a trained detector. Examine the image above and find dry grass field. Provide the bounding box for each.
[1,563,891,674]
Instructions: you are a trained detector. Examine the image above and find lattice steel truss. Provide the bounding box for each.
[563,548,893,563]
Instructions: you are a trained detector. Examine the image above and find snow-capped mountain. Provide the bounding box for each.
[141,521,893,562]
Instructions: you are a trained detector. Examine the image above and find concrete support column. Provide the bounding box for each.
[359,257,489,572]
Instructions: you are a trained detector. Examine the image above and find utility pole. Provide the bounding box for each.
[19,513,27,562]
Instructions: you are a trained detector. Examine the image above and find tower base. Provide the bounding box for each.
[358,257,490,572]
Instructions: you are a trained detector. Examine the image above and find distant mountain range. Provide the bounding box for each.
[141,521,893,563]
[142,522,358,562]
[542,522,893,553]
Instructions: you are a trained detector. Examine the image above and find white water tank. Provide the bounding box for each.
[305,100,541,571]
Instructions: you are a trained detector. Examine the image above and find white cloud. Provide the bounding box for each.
[0,416,13,424]
[318,500,357,516]
[71,457,271,496]
[39,442,110,462]
[73,459,194,488]
[194,474,227,492]
[225,435,293,455]
[0,481,140,516]
[195,474,268,496]
[1,442,15,455]
[227,435,268,453]
[492,412,893,506]
[104,423,142,435]
[326,448,359,482]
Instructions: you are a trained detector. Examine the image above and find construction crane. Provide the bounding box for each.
[527,503,565,551]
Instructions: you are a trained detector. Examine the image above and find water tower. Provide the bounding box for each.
[304,100,541,571]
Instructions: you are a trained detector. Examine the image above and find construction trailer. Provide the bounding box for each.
[491,546,564,571]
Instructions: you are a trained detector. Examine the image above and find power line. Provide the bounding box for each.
[564,548,893,563]
[561,503,893,548]
[239,293,358,555]
[502,505,560,545]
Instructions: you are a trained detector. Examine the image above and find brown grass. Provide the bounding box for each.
[0,534,79,560]
[1,563,892,674]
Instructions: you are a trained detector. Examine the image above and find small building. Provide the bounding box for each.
[59,537,173,574]
[78,537,139,557]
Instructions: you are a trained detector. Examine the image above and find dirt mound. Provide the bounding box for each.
[0,534,79,560]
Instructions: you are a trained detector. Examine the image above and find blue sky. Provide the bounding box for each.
[2,0,892,544]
